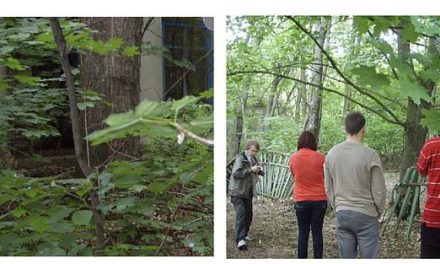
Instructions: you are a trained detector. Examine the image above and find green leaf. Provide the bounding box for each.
[104,111,137,126]
[49,222,75,233]
[354,17,370,34]
[10,207,25,218]
[75,180,93,197]
[171,96,199,112]
[351,65,390,88]
[114,174,144,189]
[114,197,136,212]
[122,45,140,57]
[77,101,96,110]
[4,57,24,70]
[14,75,41,86]
[72,210,93,226]
[37,246,66,256]
[421,108,440,135]
[399,77,432,105]
[401,22,419,43]
[48,207,75,224]
[148,181,168,194]
[179,172,194,184]
[199,89,213,99]
[29,216,50,233]
[0,78,9,90]
[107,38,123,50]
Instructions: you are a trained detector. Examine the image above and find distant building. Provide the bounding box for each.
[140,17,213,102]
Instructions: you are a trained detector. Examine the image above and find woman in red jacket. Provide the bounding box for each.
[289,131,327,258]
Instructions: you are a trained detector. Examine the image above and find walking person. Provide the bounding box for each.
[228,140,262,251]
[416,134,440,258]
[324,111,386,258]
[289,131,327,258]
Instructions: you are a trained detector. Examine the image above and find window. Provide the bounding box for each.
[162,18,213,101]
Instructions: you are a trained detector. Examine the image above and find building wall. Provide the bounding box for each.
[140,18,163,101]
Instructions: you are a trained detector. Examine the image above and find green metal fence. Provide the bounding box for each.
[227,150,293,200]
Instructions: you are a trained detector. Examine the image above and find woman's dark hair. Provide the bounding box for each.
[345,111,366,135]
[297,131,317,151]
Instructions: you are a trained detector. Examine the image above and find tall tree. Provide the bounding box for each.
[49,17,106,253]
[303,17,330,139]
[79,17,144,167]
[398,27,436,179]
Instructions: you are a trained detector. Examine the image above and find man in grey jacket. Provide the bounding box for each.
[324,111,386,258]
[229,140,262,251]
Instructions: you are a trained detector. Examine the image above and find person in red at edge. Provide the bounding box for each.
[289,131,327,258]
[416,134,440,258]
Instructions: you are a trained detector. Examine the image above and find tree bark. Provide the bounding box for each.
[294,67,307,121]
[229,89,248,160]
[398,33,436,179]
[79,17,143,167]
[49,18,105,254]
[304,18,329,139]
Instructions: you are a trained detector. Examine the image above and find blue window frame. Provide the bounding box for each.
[162,17,213,102]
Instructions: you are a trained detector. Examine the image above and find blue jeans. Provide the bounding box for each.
[294,200,327,258]
[336,210,379,258]
[231,196,253,243]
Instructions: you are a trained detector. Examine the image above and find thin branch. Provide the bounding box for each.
[366,30,400,80]
[229,69,406,127]
[305,64,406,109]
[155,185,185,255]
[142,18,155,37]
[162,49,213,100]
[49,17,105,253]
[172,123,214,147]
[107,143,140,161]
[287,16,405,128]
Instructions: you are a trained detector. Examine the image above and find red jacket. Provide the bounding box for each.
[417,136,440,228]
[289,148,327,202]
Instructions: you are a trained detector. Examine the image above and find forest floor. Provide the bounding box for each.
[226,172,423,259]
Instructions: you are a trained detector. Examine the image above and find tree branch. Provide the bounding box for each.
[172,123,214,147]
[142,18,155,37]
[366,30,400,80]
[162,48,213,100]
[286,16,405,128]
[228,69,406,127]
[305,64,406,109]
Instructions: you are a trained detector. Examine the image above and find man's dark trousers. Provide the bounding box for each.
[231,196,253,243]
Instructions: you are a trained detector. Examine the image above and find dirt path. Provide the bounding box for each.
[227,173,422,259]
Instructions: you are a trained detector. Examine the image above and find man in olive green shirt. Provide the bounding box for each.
[229,140,262,251]
[324,111,386,258]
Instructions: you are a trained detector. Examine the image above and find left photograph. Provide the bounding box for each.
[0,17,213,256]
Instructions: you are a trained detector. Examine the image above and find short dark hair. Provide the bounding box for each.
[245,140,260,150]
[297,131,317,151]
[345,111,366,135]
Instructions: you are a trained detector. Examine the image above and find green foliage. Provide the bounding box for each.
[420,108,440,135]
[1,17,212,256]
[227,16,440,169]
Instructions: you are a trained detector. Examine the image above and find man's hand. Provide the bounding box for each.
[251,165,260,173]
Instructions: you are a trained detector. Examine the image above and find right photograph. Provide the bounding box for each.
[226,16,440,258]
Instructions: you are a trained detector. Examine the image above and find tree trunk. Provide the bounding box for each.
[304,18,329,139]
[230,89,248,160]
[80,17,143,167]
[398,30,436,179]
[295,67,307,121]
[49,18,105,254]
[342,19,360,120]
[265,73,284,118]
